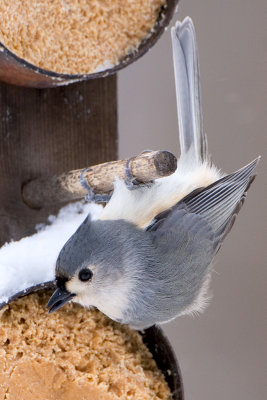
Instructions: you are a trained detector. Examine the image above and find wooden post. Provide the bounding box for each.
[0,77,117,245]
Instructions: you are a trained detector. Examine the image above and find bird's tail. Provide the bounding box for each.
[171,17,208,164]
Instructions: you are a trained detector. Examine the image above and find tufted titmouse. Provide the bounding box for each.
[47,17,259,329]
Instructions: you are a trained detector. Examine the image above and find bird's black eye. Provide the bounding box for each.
[78,268,93,282]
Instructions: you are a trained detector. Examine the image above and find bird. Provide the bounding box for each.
[47,17,259,330]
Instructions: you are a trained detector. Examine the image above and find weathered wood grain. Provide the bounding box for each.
[0,77,117,245]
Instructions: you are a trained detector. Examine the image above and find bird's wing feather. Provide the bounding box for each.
[147,158,259,249]
[180,158,259,245]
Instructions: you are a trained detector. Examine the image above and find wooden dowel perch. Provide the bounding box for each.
[22,151,177,209]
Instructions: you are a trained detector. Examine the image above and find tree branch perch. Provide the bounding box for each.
[22,150,177,209]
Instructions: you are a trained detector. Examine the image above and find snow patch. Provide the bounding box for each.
[0,201,103,304]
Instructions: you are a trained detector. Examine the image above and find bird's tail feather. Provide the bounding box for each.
[171,17,208,164]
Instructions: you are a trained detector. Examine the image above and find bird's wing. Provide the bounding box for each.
[148,158,259,254]
[147,206,216,317]
[146,158,259,316]
[172,16,208,163]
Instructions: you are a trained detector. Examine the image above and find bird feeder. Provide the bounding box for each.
[0,0,178,88]
[0,0,183,398]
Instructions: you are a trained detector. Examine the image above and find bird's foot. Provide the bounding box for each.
[125,157,141,190]
[80,168,111,203]
[125,151,154,190]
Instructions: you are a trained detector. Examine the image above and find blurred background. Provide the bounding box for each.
[119,0,266,399]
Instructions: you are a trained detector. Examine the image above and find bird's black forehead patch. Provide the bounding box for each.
[56,276,68,290]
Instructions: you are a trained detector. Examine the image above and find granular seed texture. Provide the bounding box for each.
[0,292,171,400]
[0,0,166,74]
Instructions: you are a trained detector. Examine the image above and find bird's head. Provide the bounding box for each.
[47,216,146,322]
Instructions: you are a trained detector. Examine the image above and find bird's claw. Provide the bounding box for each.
[125,157,141,189]
[125,154,154,190]
[80,168,111,203]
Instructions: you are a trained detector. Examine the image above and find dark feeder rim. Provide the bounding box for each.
[0,281,184,400]
[0,0,179,85]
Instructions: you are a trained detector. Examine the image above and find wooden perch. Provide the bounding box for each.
[22,150,177,209]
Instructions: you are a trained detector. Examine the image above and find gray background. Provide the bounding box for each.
[118,0,266,399]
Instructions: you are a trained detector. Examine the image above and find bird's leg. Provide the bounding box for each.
[125,150,154,190]
[80,168,111,203]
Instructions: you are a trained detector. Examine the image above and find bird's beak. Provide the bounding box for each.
[47,288,75,313]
